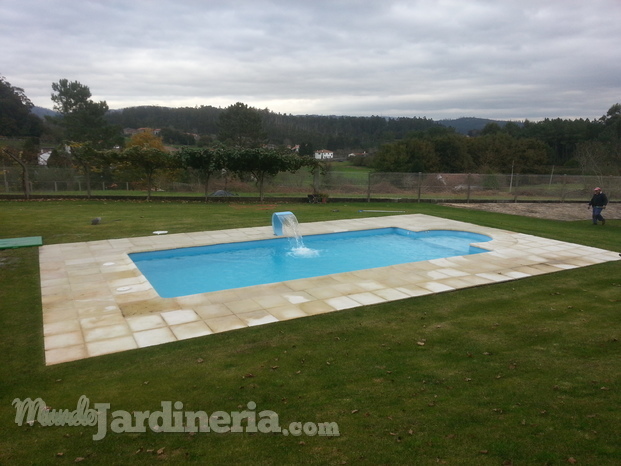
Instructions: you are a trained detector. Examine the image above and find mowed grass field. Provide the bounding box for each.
[1,200,620,465]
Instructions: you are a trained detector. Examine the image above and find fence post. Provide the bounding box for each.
[466,173,471,203]
[513,174,519,202]
[366,172,371,202]
[417,172,422,203]
[549,165,555,187]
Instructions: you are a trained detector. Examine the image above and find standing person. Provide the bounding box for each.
[588,187,608,225]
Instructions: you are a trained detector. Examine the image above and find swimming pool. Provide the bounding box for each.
[130,228,491,298]
[42,213,621,365]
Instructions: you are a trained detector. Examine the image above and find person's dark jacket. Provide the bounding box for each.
[589,192,608,208]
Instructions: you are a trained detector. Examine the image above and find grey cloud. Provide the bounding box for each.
[1,0,619,121]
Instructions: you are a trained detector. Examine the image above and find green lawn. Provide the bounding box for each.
[1,200,620,465]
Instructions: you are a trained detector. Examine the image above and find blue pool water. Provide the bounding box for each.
[130,228,491,298]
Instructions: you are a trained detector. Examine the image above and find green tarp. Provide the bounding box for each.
[0,236,43,249]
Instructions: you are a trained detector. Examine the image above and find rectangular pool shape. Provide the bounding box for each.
[130,228,491,298]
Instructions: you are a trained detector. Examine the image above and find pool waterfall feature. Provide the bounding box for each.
[272,211,314,254]
[272,211,300,237]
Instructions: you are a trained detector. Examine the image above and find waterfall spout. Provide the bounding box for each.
[272,211,299,237]
[272,211,318,256]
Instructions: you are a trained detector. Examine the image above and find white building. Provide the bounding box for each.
[38,151,52,166]
[314,149,334,160]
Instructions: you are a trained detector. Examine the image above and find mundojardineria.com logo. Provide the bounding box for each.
[12,395,340,440]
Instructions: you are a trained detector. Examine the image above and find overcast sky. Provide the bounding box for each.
[2,0,620,121]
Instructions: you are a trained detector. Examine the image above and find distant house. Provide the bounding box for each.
[38,150,52,166]
[123,128,139,136]
[136,128,161,136]
[348,151,367,158]
[314,149,334,160]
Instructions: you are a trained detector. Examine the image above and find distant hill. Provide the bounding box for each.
[29,106,521,145]
[31,106,58,118]
[102,105,440,150]
[437,117,521,135]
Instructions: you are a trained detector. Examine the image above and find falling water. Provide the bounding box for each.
[273,212,319,257]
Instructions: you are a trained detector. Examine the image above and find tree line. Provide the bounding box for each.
[103,100,621,175]
[104,104,440,150]
[1,74,620,197]
[1,78,321,200]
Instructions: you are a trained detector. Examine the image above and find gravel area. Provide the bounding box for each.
[444,202,620,221]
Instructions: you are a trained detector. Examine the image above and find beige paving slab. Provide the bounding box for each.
[349,292,388,306]
[134,327,177,348]
[77,302,121,317]
[80,313,127,329]
[86,336,138,357]
[42,307,79,324]
[373,288,413,301]
[203,315,248,333]
[194,303,234,319]
[282,291,315,304]
[419,281,457,293]
[40,277,70,288]
[225,298,264,314]
[160,309,200,326]
[306,286,346,300]
[83,323,131,343]
[119,298,175,317]
[170,321,213,340]
[475,273,514,283]
[38,213,620,365]
[43,319,81,336]
[236,310,280,326]
[394,285,434,297]
[325,296,363,310]
[44,331,84,350]
[45,345,88,365]
[40,284,72,297]
[265,305,308,321]
[300,300,336,315]
[126,314,167,332]
[252,294,291,309]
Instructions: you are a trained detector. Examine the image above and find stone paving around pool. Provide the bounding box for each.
[39,214,620,365]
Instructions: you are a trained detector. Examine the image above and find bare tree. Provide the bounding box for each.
[0,147,30,199]
[574,141,614,187]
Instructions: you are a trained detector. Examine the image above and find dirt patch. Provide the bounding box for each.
[443,202,620,221]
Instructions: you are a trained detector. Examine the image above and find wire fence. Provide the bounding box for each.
[0,165,618,202]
